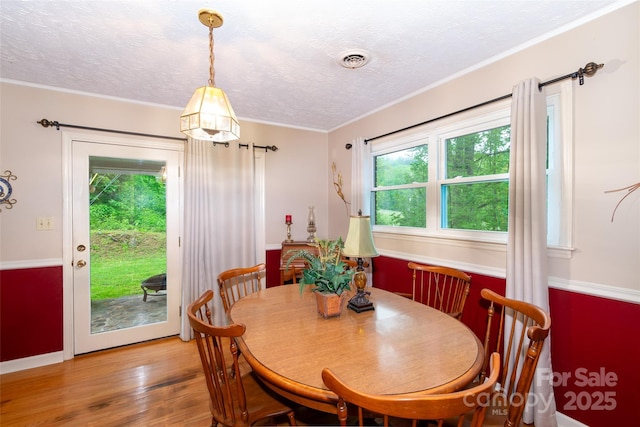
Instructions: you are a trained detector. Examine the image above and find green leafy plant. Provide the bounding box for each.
[285,238,354,296]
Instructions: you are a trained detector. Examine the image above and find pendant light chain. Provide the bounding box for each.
[208,23,215,87]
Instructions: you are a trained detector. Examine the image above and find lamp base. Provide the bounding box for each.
[347,290,375,313]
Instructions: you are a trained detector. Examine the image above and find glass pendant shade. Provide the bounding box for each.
[180,85,240,142]
[180,9,240,142]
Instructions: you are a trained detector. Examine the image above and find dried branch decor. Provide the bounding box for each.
[332,162,350,217]
[605,182,640,222]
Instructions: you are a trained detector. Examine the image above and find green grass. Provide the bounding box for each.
[90,230,166,300]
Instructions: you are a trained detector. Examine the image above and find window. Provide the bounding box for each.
[373,145,428,227]
[370,82,573,248]
[441,124,510,232]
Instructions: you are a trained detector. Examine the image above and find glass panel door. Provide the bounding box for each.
[88,157,168,333]
[73,141,180,354]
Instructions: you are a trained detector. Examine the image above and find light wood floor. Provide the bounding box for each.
[0,336,339,426]
[1,336,211,426]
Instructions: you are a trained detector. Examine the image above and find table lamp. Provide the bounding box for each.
[342,210,379,312]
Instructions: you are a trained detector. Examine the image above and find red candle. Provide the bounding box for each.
[285,214,292,223]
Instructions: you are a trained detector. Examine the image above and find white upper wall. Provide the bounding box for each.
[1,2,637,295]
[328,2,640,293]
[0,83,329,263]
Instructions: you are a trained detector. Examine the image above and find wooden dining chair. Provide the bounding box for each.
[475,288,551,427]
[322,353,500,427]
[406,262,471,320]
[187,290,297,427]
[218,263,266,313]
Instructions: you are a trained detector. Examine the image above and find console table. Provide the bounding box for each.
[279,240,318,285]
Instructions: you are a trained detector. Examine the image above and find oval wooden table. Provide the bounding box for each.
[228,285,483,414]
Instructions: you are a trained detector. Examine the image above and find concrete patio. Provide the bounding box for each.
[91,294,167,333]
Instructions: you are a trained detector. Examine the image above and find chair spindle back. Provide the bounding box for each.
[218,263,266,313]
[407,262,471,319]
[479,288,551,426]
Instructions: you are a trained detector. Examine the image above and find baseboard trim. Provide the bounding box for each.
[0,351,64,374]
[557,411,589,427]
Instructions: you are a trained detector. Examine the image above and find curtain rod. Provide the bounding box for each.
[347,61,603,148]
[37,118,187,142]
[36,118,279,151]
[212,141,279,152]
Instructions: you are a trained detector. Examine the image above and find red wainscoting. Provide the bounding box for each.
[0,266,63,362]
[548,289,639,426]
[266,248,282,288]
[9,252,638,425]
[266,251,638,426]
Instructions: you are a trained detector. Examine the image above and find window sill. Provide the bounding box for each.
[373,228,575,259]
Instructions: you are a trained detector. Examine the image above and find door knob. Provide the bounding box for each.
[76,259,87,268]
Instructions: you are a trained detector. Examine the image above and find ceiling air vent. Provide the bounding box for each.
[338,49,371,69]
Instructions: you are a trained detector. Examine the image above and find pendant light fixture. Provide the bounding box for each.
[180,9,240,142]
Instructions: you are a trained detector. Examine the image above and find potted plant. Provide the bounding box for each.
[285,237,355,318]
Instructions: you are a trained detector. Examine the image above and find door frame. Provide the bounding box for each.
[62,131,184,360]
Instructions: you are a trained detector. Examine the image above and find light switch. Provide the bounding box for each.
[36,217,54,230]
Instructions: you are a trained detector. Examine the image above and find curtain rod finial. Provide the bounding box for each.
[37,118,60,130]
[576,62,604,85]
[582,62,604,77]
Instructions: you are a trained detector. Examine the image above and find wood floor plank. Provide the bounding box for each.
[0,336,337,426]
[0,336,211,426]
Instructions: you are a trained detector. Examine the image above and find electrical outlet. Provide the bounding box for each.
[36,217,54,230]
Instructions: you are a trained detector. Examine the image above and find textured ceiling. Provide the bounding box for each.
[0,0,623,131]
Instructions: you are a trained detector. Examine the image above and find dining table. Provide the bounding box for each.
[228,284,484,414]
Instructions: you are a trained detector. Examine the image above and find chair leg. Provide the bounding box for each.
[336,398,348,426]
[286,410,297,426]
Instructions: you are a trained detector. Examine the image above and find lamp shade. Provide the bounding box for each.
[343,215,378,258]
[180,85,240,142]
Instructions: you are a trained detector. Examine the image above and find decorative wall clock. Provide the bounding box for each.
[0,170,17,212]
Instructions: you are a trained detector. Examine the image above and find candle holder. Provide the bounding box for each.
[285,215,293,242]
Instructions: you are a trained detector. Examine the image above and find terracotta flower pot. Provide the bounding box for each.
[314,290,346,318]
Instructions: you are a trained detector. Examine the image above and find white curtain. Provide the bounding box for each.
[506,78,557,426]
[180,139,257,339]
[350,137,372,216]
[350,137,375,286]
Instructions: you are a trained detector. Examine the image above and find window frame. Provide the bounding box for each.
[370,81,574,252]
[372,137,430,229]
